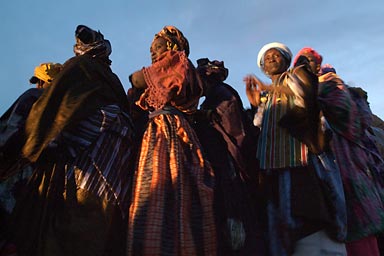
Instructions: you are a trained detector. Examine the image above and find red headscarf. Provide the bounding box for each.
[293,47,322,66]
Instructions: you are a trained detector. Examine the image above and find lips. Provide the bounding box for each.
[151,56,158,63]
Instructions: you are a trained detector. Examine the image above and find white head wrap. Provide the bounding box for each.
[257,42,292,69]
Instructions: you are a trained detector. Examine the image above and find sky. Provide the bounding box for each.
[1,0,383,119]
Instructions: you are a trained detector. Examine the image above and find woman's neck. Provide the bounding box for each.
[270,73,282,84]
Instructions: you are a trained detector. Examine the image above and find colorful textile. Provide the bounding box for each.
[318,77,384,241]
[256,72,308,169]
[138,51,202,113]
[318,73,357,141]
[256,63,342,255]
[154,25,190,56]
[128,42,216,254]
[128,114,216,255]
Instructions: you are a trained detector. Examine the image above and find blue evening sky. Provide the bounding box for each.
[1,0,383,118]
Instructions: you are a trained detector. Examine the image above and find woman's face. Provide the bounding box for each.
[262,48,288,76]
[150,37,168,63]
[302,53,321,74]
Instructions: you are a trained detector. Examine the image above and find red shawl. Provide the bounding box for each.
[137,51,203,114]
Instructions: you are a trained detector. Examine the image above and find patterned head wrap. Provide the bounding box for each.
[153,25,190,56]
[196,58,228,82]
[73,25,112,61]
[29,62,63,84]
[293,47,323,66]
[257,42,292,70]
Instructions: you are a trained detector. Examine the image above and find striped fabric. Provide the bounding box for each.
[9,104,135,256]
[61,105,121,157]
[64,105,135,215]
[128,113,216,256]
[256,74,308,170]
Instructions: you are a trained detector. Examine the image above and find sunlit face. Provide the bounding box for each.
[35,79,50,89]
[150,37,168,63]
[262,48,288,76]
[301,53,321,74]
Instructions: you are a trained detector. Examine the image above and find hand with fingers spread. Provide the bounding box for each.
[244,74,267,107]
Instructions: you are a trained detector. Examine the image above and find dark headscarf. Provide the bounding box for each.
[73,25,112,64]
[154,25,190,56]
[196,58,229,82]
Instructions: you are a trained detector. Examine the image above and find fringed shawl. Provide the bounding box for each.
[137,51,203,114]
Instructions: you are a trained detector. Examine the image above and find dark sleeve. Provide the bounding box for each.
[279,65,325,154]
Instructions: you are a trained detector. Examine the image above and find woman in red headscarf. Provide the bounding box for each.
[128,26,216,255]
[294,47,384,256]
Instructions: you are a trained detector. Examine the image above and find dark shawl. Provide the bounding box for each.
[22,54,129,162]
[0,88,42,177]
[200,82,259,179]
[278,62,324,154]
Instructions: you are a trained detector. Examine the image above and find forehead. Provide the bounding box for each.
[301,52,318,64]
[265,48,282,56]
[151,36,168,46]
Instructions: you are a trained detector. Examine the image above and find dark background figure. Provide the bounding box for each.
[0,62,62,255]
[126,86,148,162]
[8,25,134,256]
[193,58,263,255]
[0,62,62,174]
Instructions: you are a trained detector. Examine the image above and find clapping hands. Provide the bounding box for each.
[244,74,267,107]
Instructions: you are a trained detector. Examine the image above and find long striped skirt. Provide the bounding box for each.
[128,114,216,255]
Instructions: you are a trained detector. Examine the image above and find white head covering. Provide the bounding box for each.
[257,42,292,69]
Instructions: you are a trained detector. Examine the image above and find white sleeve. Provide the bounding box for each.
[286,73,305,108]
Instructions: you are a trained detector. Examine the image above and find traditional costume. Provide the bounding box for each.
[127,26,216,255]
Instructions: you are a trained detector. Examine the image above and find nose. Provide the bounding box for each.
[267,57,277,63]
[150,47,155,55]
